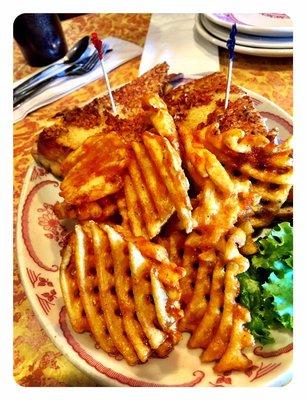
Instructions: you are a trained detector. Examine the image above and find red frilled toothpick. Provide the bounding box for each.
[91,32,117,114]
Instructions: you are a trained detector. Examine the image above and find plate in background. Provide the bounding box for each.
[195,15,293,58]
[200,14,293,49]
[204,13,293,37]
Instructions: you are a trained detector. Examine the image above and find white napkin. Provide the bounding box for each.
[139,14,220,76]
[14,37,142,123]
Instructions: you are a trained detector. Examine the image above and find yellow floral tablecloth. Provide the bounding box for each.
[13,13,293,386]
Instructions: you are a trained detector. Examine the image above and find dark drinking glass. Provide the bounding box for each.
[13,13,68,67]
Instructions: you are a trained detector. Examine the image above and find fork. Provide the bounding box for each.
[13,53,99,108]
[13,49,111,108]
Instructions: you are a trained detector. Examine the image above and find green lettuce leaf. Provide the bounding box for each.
[251,222,293,271]
[238,222,293,344]
[263,268,293,329]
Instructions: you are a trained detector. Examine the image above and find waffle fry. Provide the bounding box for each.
[121,131,195,239]
[128,242,168,349]
[89,222,139,365]
[179,246,198,311]
[74,224,119,356]
[54,196,118,222]
[179,249,215,333]
[61,221,184,364]
[191,179,245,246]
[238,221,258,256]
[185,227,254,372]
[124,175,148,238]
[214,305,255,373]
[60,133,130,205]
[168,230,186,267]
[131,141,174,222]
[188,258,225,349]
[201,257,249,362]
[102,224,151,362]
[59,239,89,333]
[143,132,195,233]
[116,193,131,232]
[202,125,292,228]
[142,93,180,151]
[128,157,161,237]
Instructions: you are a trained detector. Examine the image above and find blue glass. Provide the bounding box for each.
[14,13,68,67]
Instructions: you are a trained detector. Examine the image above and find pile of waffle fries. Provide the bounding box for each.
[34,65,292,372]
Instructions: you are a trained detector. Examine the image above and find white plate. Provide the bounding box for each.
[200,14,293,49]
[204,13,293,37]
[195,15,293,58]
[16,87,293,387]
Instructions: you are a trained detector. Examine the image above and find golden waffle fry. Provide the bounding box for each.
[179,246,198,312]
[202,127,292,229]
[214,304,255,373]
[188,258,225,349]
[155,236,170,254]
[201,257,249,362]
[238,221,258,256]
[168,230,186,266]
[124,175,148,238]
[74,225,119,356]
[89,222,139,365]
[128,242,168,349]
[192,146,234,195]
[116,224,185,349]
[60,133,130,205]
[142,93,180,151]
[154,338,174,358]
[128,157,165,238]
[191,178,244,246]
[143,131,195,233]
[62,221,185,365]
[151,268,180,342]
[102,224,151,363]
[241,163,292,185]
[116,193,131,232]
[275,205,293,222]
[131,141,175,223]
[179,249,215,333]
[54,197,118,222]
[59,241,89,333]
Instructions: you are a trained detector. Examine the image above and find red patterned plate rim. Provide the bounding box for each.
[16,87,293,387]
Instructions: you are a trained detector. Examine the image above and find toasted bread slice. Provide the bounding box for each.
[33,63,171,177]
[163,72,269,137]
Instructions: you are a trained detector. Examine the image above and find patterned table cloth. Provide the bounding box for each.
[13,13,293,386]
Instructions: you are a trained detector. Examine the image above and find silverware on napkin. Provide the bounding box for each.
[13,37,142,123]
[14,46,112,108]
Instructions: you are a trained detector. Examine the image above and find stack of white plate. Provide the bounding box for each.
[195,13,293,57]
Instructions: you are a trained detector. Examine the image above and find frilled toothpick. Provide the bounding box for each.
[91,32,117,114]
[224,24,237,109]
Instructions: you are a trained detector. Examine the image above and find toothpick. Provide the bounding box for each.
[99,57,117,114]
[224,59,233,109]
[225,24,237,110]
[91,32,117,115]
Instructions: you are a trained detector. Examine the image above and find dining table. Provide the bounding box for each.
[13,13,293,386]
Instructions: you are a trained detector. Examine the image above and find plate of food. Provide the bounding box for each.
[16,63,293,387]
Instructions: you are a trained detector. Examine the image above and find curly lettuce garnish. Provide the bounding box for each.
[238,222,293,344]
